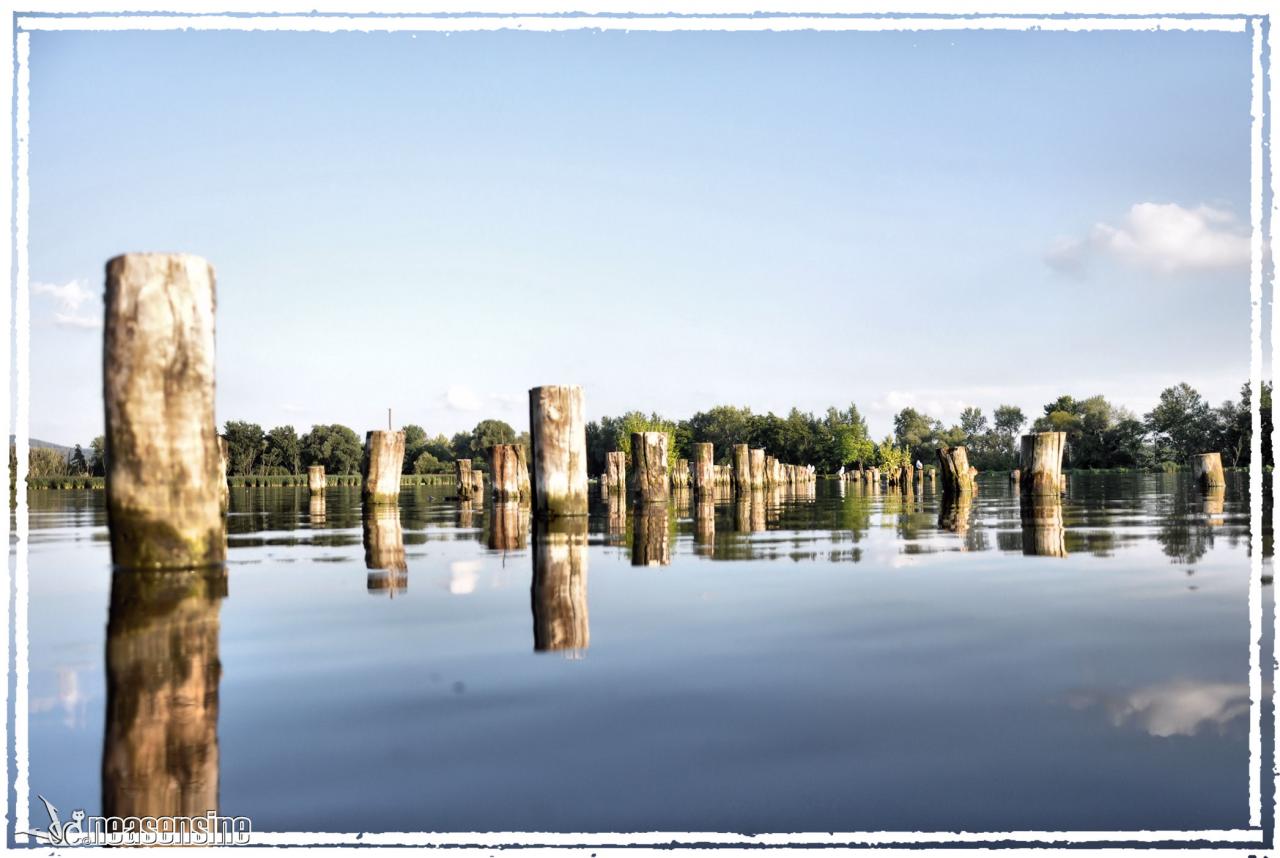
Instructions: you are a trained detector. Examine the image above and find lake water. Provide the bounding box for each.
[19,473,1273,839]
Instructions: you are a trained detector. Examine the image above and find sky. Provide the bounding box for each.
[24,25,1257,446]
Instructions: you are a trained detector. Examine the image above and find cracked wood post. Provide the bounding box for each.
[733,444,751,494]
[602,450,627,495]
[362,430,405,503]
[937,445,975,496]
[529,385,588,517]
[671,458,691,490]
[489,444,525,501]
[693,442,714,496]
[470,465,484,499]
[1019,432,1066,497]
[104,253,225,570]
[308,465,326,494]
[532,517,590,653]
[630,431,670,504]
[1192,452,1226,490]
[749,448,766,490]
[455,458,473,500]
[517,445,532,500]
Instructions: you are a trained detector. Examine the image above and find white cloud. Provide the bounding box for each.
[52,312,101,330]
[33,279,94,312]
[443,385,482,412]
[1068,679,1249,738]
[1045,202,1250,276]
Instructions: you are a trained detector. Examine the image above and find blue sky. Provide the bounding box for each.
[26,26,1254,446]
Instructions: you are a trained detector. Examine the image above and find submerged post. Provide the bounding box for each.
[529,385,588,517]
[104,253,225,570]
[733,444,751,494]
[749,448,766,490]
[604,450,627,495]
[1192,452,1226,490]
[630,431,670,504]
[456,458,473,500]
[362,430,405,503]
[693,442,714,496]
[1020,432,1066,497]
[308,465,326,494]
[937,446,976,496]
[489,444,527,501]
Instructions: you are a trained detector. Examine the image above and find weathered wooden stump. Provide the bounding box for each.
[693,442,715,495]
[937,446,976,496]
[456,458,473,500]
[363,502,407,574]
[516,445,532,500]
[732,444,751,494]
[489,444,528,501]
[749,448,766,489]
[488,500,529,551]
[529,385,588,517]
[1009,468,1020,484]
[671,458,692,489]
[1192,452,1226,489]
[470,467,485,498]
[532,517,590,652]
[308,464,326,494]
[362,430,405,503]
[104,253,225,570]
[603,450,627,495]
[630,432,670,503]
[1019,431,1066,497]
[103,566,225,820]
[1021,498,1067,558]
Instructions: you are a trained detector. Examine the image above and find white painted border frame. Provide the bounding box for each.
[5,6,1273,853]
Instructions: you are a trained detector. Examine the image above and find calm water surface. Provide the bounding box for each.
[22,474,1271,834]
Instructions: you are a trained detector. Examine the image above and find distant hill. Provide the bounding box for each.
[8,436,75,459]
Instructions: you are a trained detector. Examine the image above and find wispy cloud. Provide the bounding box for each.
[34,279,101,330]
[1045,202,1250,276]
[1067,679,1250,738]
[443,385,482,412]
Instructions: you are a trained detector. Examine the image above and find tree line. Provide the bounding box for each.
[17,379,1273,480]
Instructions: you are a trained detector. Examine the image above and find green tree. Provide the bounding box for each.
[264,425,301,475]
[223,421,265,476]
[28,447,70,478]
[411,450,447,474]
[300,424,364,475]
[88,435,107,477]
[402,424,428,473]
[68,444,88,475]
[1145,383,1214,465]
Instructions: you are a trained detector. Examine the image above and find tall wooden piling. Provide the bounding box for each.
[671,458,692,489]
[456,458,473,500]
[1019,432,1066,497]
[749,448,766,490]
[937,445,976,496]
[104,253,225,570]
[529,385,588,517]
[362,430,405,503]
[470,467,485,499]
[308,465,326,494]
[630,431,670,504]
[602,450,627,495]
[733,444,751,494]
[693,442,715,496]
[489,444,528,501]
[1192,452,1226,489]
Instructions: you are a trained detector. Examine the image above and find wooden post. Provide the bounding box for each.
[630,431,669,503]
[749,448,766,490]
[532,517,589,652]
[470,467,485,499]
[733,444,751,494]
[693,442,714,496]
[1192,452,1226,489]
[362,430,405,503]
[103,567,224,819]
[516,445,532,500]
[937,446,975,496]
[1020,432,1066,497]
[104,253,225,570]
[308,464,326,494]
[1009,468,1020,484]
[455,458,473,500]
[488,444,526,501]
[529,385,588,517]
[604,450,627,495]
[671,458,691,489]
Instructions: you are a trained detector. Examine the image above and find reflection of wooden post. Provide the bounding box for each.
[489,501,529,551]
[733,444,751,494]
[693,442,714,496]
[1009,469,1020,485]
[309,493,325,525]
[938,492,973,536]
[937,446,975,496]
[1021,498,1067,557]
[104,253,225,570]
[456,459,473,500]
[632,502,671,566]
[749,448,766,490]
[308,465,326,494]
[103,567,225,819]
[1020,432,1066,497]
[363,503,407,574]
[489,444,527,501]
[750,490,765,532]
[529,385,588,517]
[362,430,405,503]
[695,498,715,555]
[1204,485,1226,526]
[605,492,626,538]
[531,517,589,653]
[1192,452,1226,489]
[630,432,669,503]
